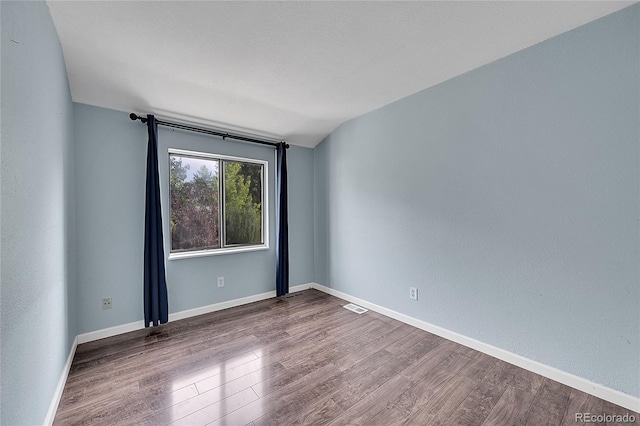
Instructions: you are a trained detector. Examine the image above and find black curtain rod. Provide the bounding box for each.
[129,113,289,149]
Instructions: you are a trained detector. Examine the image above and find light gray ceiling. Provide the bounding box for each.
[47,1,633,148]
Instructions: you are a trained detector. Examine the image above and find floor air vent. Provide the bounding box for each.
[343,303,368,314]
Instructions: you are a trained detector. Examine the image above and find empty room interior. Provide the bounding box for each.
[1,1,639,425]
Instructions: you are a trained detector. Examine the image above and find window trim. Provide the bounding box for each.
[167,148,269,260]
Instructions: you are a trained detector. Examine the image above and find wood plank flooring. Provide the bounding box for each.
[54,289,639,425]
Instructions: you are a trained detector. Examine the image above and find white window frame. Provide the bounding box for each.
[167,148,269,260]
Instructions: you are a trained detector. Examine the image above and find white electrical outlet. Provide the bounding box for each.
[102,297,112,310]
[217,277,224,288]
[409,287,418,301]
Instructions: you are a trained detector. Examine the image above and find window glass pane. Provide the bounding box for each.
[169,155,220,251]
[224,161,263,246]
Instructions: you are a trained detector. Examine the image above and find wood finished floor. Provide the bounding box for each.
[54,289,639,426]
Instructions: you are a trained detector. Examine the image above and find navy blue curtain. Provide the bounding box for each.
[144,115,169,326]
[275,142,289,297]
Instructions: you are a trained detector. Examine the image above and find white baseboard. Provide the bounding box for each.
[168,283,310,322]
[77,319,145,344]
[44,336,78,425]
[77,283,311,344]
[309,283,640,413]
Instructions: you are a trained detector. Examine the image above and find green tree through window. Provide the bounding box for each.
[169,151,265,255]
[224,161,262,245]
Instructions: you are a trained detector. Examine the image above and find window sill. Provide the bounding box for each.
[168,244,269,260]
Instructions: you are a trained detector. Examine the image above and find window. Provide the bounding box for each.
[168,149,267,259]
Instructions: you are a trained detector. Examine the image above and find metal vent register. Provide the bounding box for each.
[343,303,368,314]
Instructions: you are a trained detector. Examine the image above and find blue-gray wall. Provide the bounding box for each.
[73,104,314,334]
[314,5,640,397]
[0,2,77,424]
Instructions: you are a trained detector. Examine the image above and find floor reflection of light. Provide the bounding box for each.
[162,351,268,424]
[165,381,223,424]
[169,384,198,407]
[170,351,258,391]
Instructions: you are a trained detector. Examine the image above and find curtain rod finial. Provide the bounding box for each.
[130,113,147,124]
